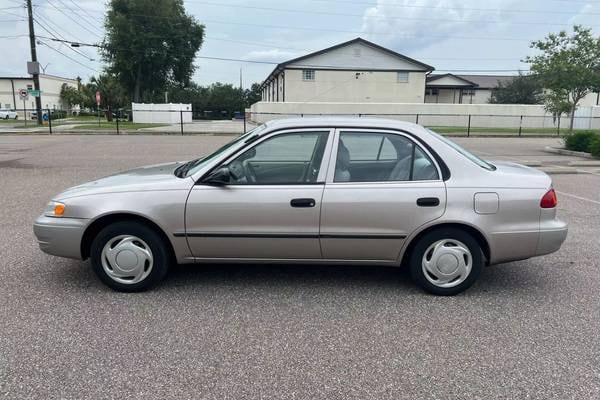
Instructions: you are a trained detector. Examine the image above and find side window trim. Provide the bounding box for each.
[204,128,334,186]
[325,128,442,184]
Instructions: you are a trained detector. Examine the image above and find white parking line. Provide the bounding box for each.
[556,190,600,206]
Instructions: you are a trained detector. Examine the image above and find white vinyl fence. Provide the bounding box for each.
[132,103,192,124]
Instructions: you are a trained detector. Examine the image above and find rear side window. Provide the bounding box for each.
[334,132,439,182]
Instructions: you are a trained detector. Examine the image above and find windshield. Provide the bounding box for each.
[427,129,496,171]
[176,124,267,178]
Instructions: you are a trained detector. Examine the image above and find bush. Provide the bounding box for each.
[564,131,598,152]
[589,136,600,158]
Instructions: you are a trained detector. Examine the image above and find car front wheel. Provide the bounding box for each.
[409,228,484,296]
[90,221,170,292]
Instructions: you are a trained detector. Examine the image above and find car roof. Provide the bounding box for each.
[263,117,425,133]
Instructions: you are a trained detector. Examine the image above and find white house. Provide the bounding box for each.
[259,38,435,103]
[0,74,79,116]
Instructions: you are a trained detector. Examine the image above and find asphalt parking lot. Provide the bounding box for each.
[1,135,599,399]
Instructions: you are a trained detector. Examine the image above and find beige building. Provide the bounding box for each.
[425,74,515,104]
[260,38,434,103]
[0,74,79,115]
[259,38,600,107]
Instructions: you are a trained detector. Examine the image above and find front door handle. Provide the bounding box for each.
[290,198,316,208]
[417,197,440,207]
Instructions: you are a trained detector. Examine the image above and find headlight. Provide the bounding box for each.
[44,201,66,217]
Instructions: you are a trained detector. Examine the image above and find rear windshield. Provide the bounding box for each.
[427,129,496,171]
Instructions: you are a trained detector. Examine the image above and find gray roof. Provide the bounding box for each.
[260,38,435,89]
[426,74,515,89]
[456,75,515,89]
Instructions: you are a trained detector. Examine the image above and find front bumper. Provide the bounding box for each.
[33,215,89,260]
[536,218,568,256]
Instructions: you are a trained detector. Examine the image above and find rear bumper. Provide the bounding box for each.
[536,218,568,256]
[33,215,89,260]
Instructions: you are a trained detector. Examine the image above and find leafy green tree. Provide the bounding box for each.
[525,25,600,131]
[489,73,543,104]
[103,0,205,102]
[59,83,85,111]
[543,89,572,128]
[85,74,129,121]
[244,82,263,107]
[166,81,262,119]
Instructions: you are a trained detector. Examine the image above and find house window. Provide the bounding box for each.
[397,72,409,83]
[302,69,315,81]
[426,88,439,96]
[462,89,475,96]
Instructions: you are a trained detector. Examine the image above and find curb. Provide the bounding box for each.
[543,147,595,159]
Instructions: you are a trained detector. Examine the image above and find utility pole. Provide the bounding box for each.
[26,0,43,125]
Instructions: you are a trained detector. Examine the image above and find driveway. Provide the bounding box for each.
[0,135,599,399]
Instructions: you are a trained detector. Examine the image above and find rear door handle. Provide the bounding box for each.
[417,197,440,207]
[290,198,316,208]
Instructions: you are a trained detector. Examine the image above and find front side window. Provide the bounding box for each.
[302,69,315,81]
[334,132,439,182]
[227,131,329,184]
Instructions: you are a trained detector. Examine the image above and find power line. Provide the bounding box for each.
[37,39,98,72]
[33,18,96,60]
[64,1,600,28]
[204,36,526,61]
[0,34,28,39]
[185,0,593,28]
[55,0,104,36]
[66,0,600,18]
[201,19,531,41]
[65,0,102,22]
[45,0,102,38]
[33,8,95,52]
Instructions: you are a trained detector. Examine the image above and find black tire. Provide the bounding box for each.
[409,228,484,296]
[90,221,170,292]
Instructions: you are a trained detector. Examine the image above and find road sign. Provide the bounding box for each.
[27,89,41,97]
[95,91,101,106]
[18,88,28,100]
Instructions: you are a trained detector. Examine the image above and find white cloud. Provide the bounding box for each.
[360,0,511,50]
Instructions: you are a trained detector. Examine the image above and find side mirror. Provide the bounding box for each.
[203,167,231,185]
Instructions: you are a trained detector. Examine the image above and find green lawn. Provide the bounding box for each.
[70,122,168,130]
[426,126,574,136]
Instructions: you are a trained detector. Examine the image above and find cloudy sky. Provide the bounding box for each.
[1,0,599,88]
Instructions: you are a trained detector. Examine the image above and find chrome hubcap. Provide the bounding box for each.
[101,235,153,284]
[422,239,472,288]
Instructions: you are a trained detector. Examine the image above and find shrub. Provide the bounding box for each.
[589,136,600,158]
[564,131,598,152]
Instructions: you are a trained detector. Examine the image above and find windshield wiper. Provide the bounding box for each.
[175,157,206,178]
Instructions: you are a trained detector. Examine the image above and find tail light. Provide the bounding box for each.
[540,188,557,208]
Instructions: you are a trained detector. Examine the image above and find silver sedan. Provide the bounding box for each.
[34,118,568,295]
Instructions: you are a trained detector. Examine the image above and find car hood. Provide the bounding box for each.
[55,161,193,200]
[489,160,552,189]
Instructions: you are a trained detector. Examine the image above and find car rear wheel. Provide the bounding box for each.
[409,228,483,296]
[90,221,170,292]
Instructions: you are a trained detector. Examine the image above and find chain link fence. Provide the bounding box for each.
[3,107,599,137]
